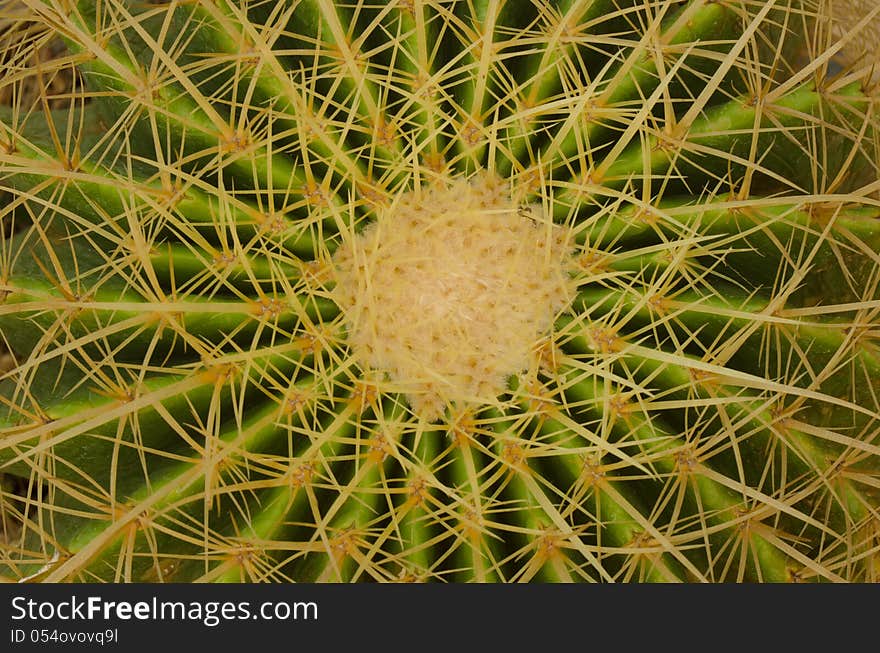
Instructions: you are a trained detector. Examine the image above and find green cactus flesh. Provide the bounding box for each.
[1,0,880,582]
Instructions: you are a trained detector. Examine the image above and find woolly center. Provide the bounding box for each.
[332,174,574,421]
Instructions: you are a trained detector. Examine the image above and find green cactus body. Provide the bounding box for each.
[0,0,879,582]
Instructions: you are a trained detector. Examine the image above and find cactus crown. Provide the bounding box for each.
[332,172,574,421]
[0,0,879,583]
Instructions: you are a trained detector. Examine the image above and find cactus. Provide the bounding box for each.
[1,0,879,582]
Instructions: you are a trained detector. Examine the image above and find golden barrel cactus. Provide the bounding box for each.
[1,0,879,582]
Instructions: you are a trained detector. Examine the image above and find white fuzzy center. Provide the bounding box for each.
[332,174,573,420]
